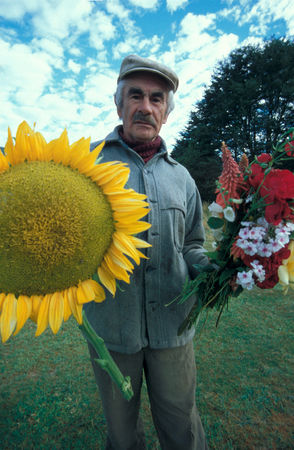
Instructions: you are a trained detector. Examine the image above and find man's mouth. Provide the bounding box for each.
[134,120,155,128]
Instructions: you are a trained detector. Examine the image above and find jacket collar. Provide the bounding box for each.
[104,126,177,165]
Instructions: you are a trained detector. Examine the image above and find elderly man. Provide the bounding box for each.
[84,54,209,450]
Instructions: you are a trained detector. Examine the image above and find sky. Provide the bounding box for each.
[0,0,293,149]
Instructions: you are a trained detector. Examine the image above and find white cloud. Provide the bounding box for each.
[88,10,116,49]
[127,0,159,9]
[166,0,189,13]
[31,37,64,69]
[230,0,294,35]
[31,0,92,39]
[68,59,81,74]
[106,0,130,19]
[0,39,52,105]
[69,47,82,57]
[82,70,117,107]
[0,0,39,20]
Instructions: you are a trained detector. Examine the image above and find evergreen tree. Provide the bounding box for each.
[172,38,294,202]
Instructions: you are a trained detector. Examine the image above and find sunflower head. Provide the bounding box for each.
[0,121,151,342]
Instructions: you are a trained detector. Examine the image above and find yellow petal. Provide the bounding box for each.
[4,126,18,165]
[13,295,32,336]
[289,261,294,282]
[112,231,142,264]
[35,294,51,336]
[98,263,116,296]
[0,143,9,172]
[115,220,151,234]
[129,235,152,249]
[113,208,150,223]
[77,280,95,304]
[76,279,105,304]
[98,165,130,186]
[14,121,36,162]
[278,265,289,286]
[104,253,131,283]
[63,290,72,322]
[0,294,17,342]
[0,293,6,313]
[47,129,69,163]
[107,244,134,271]
[49,292,64,334]
[65,286,83,324]
[30,295,42,323]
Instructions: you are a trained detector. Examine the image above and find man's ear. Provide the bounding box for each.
[117,106,122,119]
[114,94,122,119]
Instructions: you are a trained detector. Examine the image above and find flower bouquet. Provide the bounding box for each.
[0,122,152,400]
[178,129,294,335]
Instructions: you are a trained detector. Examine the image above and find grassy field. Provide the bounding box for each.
[1,287,293,449]
[1,205,294,449]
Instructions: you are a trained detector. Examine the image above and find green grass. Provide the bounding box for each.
[1,205,293,449]
[1,288,293,449]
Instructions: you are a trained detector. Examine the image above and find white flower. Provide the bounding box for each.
[257,243,273,257]
[250,260,266,282]
[243,243,258,256]
[212,228,224,241]
[248,227,265,240]
[270,239,283,253]
[236,238,250,249]
[208,202,223,215]
[239,227,251,239]
[223,206,236,222]
[241,221,253,227]
[275,233,290,247]
[257,217,270,229]
[236,270,255,290]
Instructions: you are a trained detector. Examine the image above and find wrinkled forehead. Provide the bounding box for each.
[123,72,170,96]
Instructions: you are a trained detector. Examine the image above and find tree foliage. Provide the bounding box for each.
[171,38,294,201]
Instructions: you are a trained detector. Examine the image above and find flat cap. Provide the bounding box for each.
[118,54,179,92]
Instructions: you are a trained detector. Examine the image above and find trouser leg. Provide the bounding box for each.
[144,341,208,450]
[88,344,146,450]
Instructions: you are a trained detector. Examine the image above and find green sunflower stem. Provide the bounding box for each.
[79,311,133,401]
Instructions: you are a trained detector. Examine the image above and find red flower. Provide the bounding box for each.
[257,153,272,163]
[260,169,294,225]
[216,143,243,208]
[248,163,264,190]
[241,247,291,290]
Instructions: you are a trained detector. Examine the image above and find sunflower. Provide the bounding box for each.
[0,121,151,342]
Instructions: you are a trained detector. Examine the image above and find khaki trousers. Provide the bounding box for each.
[88,341,208,450]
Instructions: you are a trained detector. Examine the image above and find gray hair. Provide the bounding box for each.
[114,79,175,116]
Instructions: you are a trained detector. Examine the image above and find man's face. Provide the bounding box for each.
[117,72,169,144]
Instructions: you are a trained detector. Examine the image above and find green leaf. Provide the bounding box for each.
[219,268,236,285]
[207,216,224,229]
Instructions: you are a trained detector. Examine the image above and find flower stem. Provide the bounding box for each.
[79,311,134,401]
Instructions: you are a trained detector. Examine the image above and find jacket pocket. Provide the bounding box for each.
[160,202,186,253]
[173,206,185,252]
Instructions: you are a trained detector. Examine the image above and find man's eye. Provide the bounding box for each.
[152,97,162,103]
[131,94,140,100]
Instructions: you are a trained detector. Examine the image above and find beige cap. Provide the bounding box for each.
[117,54,179,92]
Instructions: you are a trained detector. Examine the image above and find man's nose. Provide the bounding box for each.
[139,96,152,114]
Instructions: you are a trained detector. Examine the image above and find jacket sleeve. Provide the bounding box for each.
[183,179,210,279]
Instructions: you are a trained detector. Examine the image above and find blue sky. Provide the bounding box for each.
[0,0,293,148]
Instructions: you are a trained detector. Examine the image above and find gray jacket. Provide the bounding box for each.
[84,126,209,353]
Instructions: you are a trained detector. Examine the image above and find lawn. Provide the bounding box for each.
[1,286,293,449]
